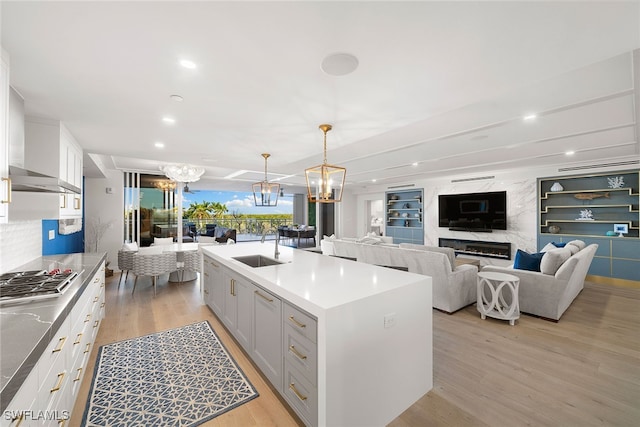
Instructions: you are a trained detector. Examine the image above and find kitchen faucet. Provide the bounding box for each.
[261,227,280,260]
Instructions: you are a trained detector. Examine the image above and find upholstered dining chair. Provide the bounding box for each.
[117,249,137,287]
[131,252,177,296]
[177,250,201,283]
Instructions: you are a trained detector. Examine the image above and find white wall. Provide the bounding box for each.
[84,170,123,270]
[0,220,42,273]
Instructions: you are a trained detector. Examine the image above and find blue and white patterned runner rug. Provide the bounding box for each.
[81,321,259,426]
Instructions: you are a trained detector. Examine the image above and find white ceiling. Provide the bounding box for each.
[2,1,639,193]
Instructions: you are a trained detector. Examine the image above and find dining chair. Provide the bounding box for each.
[131,252,177,296]
[117,249,137,287]
[178,250,201,283]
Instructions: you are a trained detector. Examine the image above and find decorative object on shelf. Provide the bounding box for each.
[390,195,399,200]
[401,212,409,218]
[550,182,563,192]
[576,209,594,221]
[160,164,205,183]
[574,192,609,201]
[393,211,399,217]
[305,124,346,203]
[414,213,420,218]
[548,225,561,234]
[607,176,625,189]
[403,203,410,208]
[613,223,628,237]
[404,220,410,227]
[252,153,280,207]
[606,230,617,236]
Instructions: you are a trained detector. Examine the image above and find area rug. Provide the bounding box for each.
[81,321,258,426]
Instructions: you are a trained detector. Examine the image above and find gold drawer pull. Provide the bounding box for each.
[93,296,99,303]
[289,383,307,401]
[74,197,81,210]
[289,345,307,360]
[52,336,67,353]
[94,320,100,328]
[203,289,209,295]
[73,367,83,382]
[289,316,306,328]
[84,343,91,354]
[255,290,274,303]
[85,313,91,323]
[212,262,220,268]
[100,302,105,308]
[203,272,209,277]
[73,333,83,345]
[50,372,65,393]
[93,277,99,283]
[59,419,67,426]
[60,194,66,209]
[1,177,11,204]
[230,279,235,296]
[12,411,24,426]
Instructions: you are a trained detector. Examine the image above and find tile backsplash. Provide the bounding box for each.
[0,220,42,273]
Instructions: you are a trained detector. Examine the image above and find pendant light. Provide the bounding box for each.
[252,153,280,207]
[305,124,346,203]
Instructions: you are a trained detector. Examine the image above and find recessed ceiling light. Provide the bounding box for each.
[412,162,419,167]
[179,59,197,69]
[565,150,575,156]
[154,142,165,148]
[372,179,377,183]
[321,52,359,76]
[162,117,175,124]
[170,95,183,102]
[523,114,537,121]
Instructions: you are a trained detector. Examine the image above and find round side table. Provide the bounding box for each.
[477,271,520,326]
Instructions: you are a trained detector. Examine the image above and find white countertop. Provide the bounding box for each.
[202,242,428,317]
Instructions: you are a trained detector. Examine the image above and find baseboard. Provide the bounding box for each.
[586,275,640,289]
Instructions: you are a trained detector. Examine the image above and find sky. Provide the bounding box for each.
[182,190,293,215]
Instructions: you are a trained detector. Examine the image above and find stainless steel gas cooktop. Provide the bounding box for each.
[0,269,79,304]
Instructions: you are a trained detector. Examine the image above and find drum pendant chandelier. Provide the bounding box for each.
[305,124,346,203]
[252,153,280,207]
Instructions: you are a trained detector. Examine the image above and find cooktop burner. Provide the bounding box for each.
[0,269,79,303]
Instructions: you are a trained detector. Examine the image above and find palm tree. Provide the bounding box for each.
[184,201,215,232]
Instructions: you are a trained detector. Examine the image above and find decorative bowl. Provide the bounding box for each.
[548,225,561,234]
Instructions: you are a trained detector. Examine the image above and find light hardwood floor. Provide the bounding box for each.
[70,271,640,426]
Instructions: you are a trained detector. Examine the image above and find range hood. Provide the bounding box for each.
[7,86,81,194]
[8,166,81,194]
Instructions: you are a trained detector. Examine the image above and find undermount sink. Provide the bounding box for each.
[232,255,283,268]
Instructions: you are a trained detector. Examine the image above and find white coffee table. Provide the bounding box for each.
[477,271,520,326]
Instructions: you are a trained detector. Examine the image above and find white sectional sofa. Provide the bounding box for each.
[321,237,478,313]
[481,240,597,321]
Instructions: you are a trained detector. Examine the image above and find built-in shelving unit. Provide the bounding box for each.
[537,170,639,283]
[385,188,424,244]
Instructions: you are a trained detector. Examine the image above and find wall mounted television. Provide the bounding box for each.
[438,191,507,231]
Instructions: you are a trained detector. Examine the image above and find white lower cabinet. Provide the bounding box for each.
[0,261,105,427]
[203,258,318,426]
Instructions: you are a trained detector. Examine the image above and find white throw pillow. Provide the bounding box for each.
[566,240,586,251]
[153,237,174,245]
[541,243,557,253]
[565,243,580,255]
[540,248,572,275]
[122,241,138,251]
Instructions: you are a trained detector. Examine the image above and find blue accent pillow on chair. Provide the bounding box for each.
[514,249,544,271]
[551,242,567,248]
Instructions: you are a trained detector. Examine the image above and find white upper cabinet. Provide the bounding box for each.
[0,48,9,223]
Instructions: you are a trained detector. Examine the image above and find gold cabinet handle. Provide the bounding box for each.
[60,194,66,209]
[289,316,306,328]
[203,272,209,277]
[1,177,10,204]
[93,296,99,303]
[12,411,25,426]
[73,367,83,382]
[289,345,307,360]
[100,302,105,308]
[289,383,307,401]
[84,343,91,354]
[93,320,99,328]
[230,279,235,296]
[50,372,65,393]
[84,314,91,323]
[58,419,67,426]
[74,197,81,210]
[255,290,273,303]
[52,336,67,353]
[212,262,220,268]
[73,333,83,345]
[93,277,99,283]
[203,289,209,295]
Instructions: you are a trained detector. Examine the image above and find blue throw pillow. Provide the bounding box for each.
[551,242,567,248]
[514,249,544,272]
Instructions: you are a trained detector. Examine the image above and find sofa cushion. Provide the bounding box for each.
[513,249,544,272]
[566,240,586,251]
[122,241,139,252]
[399,243,456,270]
[540,247,572,275]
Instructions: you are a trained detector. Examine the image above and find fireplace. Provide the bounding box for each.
[439,238,512,260]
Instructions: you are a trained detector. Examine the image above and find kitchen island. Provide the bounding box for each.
[0,252,106,417]
[201,242,433,427]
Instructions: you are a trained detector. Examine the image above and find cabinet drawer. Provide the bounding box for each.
[284,303,317,344]
[284,323,317,386]
[0,365,38,427]
[37,317,70,381]
[283,362,317,427]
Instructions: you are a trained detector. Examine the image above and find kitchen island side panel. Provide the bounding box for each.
[319,276,432,427]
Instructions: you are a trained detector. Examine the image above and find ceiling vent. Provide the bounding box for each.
[558,160,639,172]
[387,184,416,189]
[451,175,495,183]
